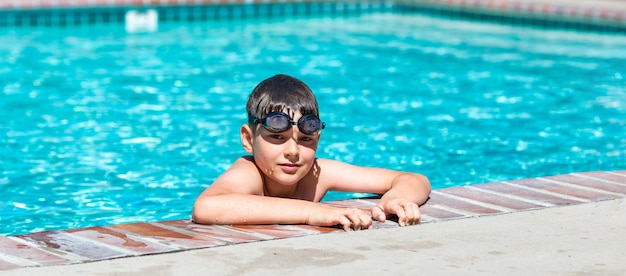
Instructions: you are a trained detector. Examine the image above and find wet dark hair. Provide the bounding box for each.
[246,74,320,125]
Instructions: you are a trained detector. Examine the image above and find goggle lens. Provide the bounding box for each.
[251,112,325,135]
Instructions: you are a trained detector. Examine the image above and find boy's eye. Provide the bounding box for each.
[299,136,313,142]
[270,134,284,140]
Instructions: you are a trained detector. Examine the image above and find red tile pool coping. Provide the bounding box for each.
[0,170,625,271]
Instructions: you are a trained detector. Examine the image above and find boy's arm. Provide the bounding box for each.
[318,159,431,226]
[193,193,371,231]
[192,157,372,231]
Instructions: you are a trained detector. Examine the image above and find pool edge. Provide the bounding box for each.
[1,169,625,271]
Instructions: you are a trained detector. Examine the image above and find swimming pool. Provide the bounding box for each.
[1,10,625,236]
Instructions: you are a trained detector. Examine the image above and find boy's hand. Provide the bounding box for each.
[372,199,421,226]
[307,205,372,231]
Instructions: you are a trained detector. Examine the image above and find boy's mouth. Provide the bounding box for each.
[279,163,300,173]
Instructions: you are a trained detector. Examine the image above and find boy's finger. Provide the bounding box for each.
[360,212,373,229]
[409,205,422,225]
[339,217,352,232]
[372,205,386,222]
[345,213,362,230]
[349,211,372,230]
[397,201,421,226]
[401,203,415,223]
[394,207,407,226]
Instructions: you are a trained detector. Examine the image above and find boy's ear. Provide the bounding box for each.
[240,124,254,154]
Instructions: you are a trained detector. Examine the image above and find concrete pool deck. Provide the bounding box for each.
[2,170,626,274]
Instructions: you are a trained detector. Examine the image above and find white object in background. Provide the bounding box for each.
[125,9,158,33]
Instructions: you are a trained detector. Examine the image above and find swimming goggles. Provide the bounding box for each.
[249,112,325,135]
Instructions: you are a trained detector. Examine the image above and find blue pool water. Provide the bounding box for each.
[1,12,625,236]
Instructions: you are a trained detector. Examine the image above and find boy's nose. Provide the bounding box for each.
[284,137,299,158]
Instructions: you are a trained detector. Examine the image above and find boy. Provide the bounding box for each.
[192,74,431,231]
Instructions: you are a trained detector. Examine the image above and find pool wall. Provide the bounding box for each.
[0,0,625,31]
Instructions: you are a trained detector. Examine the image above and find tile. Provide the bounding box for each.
[577,171,626,184]
[57,0,75,7]
[90,0,111,5]
[545,174,626,195]
[511,178,619,201]
[0,236,71,266]
[289,224,345,234]
[419,205,467,220]
[473,182,584,206]
[111,223,227,248]
[65,226,175,254]
[0,259,22,270]
[429,191,505,215]
[440,185,545,210]
[357,197,383,206]
[322,199,375,210]
[146,0,164,6]
[157,220,267,243]
[17,231,126,261]
[227,224,318,239]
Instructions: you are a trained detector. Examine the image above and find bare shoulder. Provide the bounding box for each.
[231,156,260,170]
[201,156,264,196]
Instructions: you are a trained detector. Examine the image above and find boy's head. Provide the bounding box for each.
[246,74,324,135]
[247,74,320,122]
[242,74,323,184]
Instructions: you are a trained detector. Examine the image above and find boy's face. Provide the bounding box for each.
[242,111,321,186]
